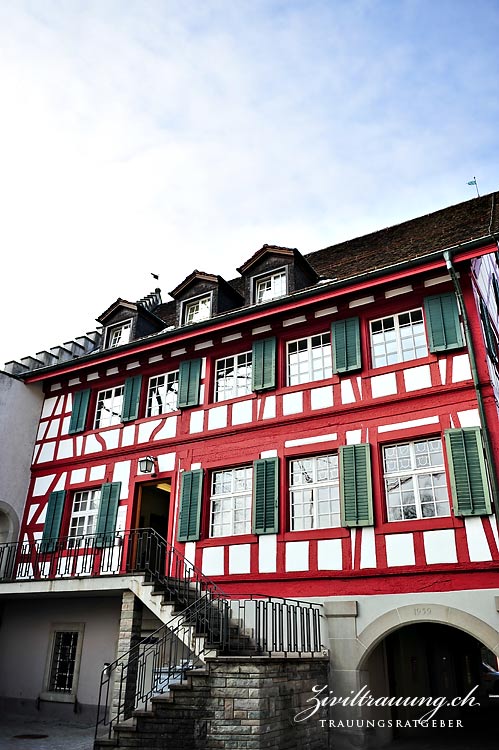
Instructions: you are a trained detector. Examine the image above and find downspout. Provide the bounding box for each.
[443,250,499,525]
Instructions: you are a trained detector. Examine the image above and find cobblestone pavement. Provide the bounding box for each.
[0,717,95,750]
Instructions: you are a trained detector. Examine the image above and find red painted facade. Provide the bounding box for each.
[16,242,499,598]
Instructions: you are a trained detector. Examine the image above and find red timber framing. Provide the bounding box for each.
[16,241,499,599]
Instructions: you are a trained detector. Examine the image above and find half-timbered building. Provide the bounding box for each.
[1,192,499,748]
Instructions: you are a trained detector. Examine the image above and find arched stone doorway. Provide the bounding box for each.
[358,610,499,747]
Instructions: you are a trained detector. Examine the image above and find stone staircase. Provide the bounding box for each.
[93,530,326,749]
[94,655,329,750]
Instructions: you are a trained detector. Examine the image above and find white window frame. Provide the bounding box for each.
[383,437,450,522]
[41,623,85,702]
[253,267,287,304]
[68,489,101,539]
[210,465,252,538]
[105,319,132,348]
[146,371,179,416]
[94,385,125,428]
[215,351,252,402]
[370,308,428,368]
[289,454,340,530]
[287,332,332,385]
[181,293,212,325]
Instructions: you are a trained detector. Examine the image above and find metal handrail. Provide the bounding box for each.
[0,529,324,739]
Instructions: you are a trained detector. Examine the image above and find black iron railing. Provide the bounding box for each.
[95,591,323,739]
[0,529,324,740]
[0,528,208,598]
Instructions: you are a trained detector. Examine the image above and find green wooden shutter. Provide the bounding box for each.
[95,482,121,548]
[424,293,463,352]
[480,299,498,363]
[340,444,373,527]
[253,457,279,534]
[41,491,66,553]
[177,470,203,541]
[252,338,276,391]
[332,318,361,374]
[121,375,142,422]
[445,428,491,516]
[68,389,90,434]
[177,359,202,408]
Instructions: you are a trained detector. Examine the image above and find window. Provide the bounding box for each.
[106,320,132,348]
[43,624,84,700]
[68,489,101,538]
[48,630,79,692]
[210,466,252,537]
[255,269,287,303]
[147,371,179,416]
[370,308,427,368]
[94,385,125,428]
[287,333,332,385]
[383,438,450,521]
[289,454,340,530]
[183,295,211,324]
[215,352,252,401]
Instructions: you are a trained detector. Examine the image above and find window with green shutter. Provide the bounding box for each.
[95,482,121,548]
[339,444,373,527]
[480,299,498,363]
[445,428,491,516]
[332,318,361,373]
[41,491,66,553]
[68,390,90,434]
[177,470,203,541]
[177,359,202,408]
[424,293,464,352]
[121,376,142,422]
[253,457,278,534]
[252,338,276,391]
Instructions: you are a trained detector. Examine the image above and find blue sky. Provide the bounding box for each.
[1,0,499,366]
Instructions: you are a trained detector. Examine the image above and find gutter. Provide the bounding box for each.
[443,249,499,527]
[18,234,497,383]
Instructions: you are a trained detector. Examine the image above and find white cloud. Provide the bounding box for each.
[1,0,499,365]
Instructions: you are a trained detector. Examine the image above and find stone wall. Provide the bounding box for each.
[97,654,329,749]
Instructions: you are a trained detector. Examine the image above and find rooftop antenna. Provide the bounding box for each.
[467,177,480,198]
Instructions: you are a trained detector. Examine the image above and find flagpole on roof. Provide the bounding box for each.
[467,177,480,197]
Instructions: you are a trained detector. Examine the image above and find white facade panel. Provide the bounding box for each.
[385,533,415,567]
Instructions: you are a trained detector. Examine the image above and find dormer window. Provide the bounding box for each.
[183,294,212,325]
[105,320,132,348]
[254,268,287,304]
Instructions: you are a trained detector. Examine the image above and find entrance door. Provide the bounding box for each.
[385,623,486,738]
[134,481,171,539]
[129,481,171,574]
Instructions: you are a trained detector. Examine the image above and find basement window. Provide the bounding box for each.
[41,624,84,702]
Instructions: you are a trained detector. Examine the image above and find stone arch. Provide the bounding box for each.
[0,500,20,545]
[356,602,499,670]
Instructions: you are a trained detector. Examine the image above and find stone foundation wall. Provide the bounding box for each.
[97,655,329,750]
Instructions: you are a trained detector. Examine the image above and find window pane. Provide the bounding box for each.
[383,438,450,522]
[210,466,252,537]
[289,455,339,530]
[371,309,428,368]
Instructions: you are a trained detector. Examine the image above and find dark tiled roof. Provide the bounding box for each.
[7,192,499,375]
[306,192,499,281]
[153,192,499,325]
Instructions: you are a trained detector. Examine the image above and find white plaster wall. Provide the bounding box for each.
[0,595,121,706]
[0,373,43,542]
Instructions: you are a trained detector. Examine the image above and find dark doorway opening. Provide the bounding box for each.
[384,622,497,747]
[135,481,171,539]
